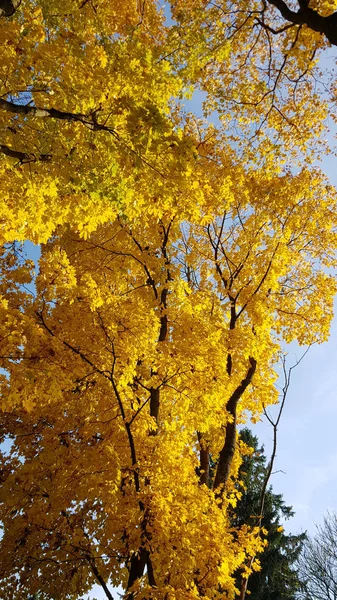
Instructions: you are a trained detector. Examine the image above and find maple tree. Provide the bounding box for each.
[1,1,337,599]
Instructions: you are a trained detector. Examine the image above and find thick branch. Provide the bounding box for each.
[149,230,170,430]
[146,553,157,587]
[158,308,168,343]
[197,431,210,486]
[213,357,257,494]
[86,556,115,600]
[149,386,160,428]
[125,522,157,598]
[125,548,156,599]
[0,144,51,164]
[0,97,165,176]
[267,0,302,24]
[0,0,21,16]
[267,0,337,45]
[149,292,168,430]
[121,228,172,594]
[125,548,148,599]
[0,98,108,131]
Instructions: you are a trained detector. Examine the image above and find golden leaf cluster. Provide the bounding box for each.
[0,1,337,599]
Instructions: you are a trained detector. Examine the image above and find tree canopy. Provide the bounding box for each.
[0,1,337,599]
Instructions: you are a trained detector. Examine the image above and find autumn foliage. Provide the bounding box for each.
[1,0,337,599]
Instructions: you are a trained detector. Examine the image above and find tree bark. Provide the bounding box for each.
[213,357,257,495]
[197,431,210,486]
[0,144,51,164]
[0,0,21,17]
[267,0,337,46]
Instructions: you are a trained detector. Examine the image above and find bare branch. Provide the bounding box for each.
[239,346,311,600]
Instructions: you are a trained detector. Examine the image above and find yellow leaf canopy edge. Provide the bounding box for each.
[0,1,337,599]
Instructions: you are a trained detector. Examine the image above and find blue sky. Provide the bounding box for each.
[252,112,337,538]
[253,328,337,536]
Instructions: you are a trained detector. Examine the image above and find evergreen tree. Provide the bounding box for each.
[234,429,306,600]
